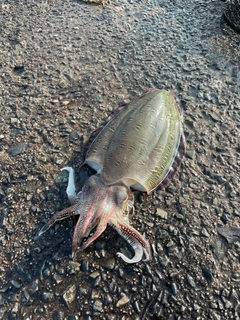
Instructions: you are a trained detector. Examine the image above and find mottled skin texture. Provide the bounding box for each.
[39,89,185,263]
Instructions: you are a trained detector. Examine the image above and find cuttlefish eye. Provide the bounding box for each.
[112,185,128,207]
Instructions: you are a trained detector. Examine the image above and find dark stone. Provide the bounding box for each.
[201,265,214,285]
[218,227,240,244]
[53,311,65,320]
[13,66,25,74]
[8,143,28,157]
[222,0,240,33]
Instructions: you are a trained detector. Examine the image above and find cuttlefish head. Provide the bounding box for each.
[71,175,130,256]
[71,175,151,263]
[39,174,151,263]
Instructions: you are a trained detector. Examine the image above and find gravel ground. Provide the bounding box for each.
[0,0,240,319]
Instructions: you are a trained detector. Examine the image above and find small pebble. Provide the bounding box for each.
[116,293,130,307]
[62,285,77,308]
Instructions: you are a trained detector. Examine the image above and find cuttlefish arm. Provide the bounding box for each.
[109,216,151,264]
[38,203,80,236]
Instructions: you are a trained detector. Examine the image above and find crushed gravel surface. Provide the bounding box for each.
[0,0,240,319]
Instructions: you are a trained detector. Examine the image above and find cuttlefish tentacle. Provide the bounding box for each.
[109,217,151,264]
